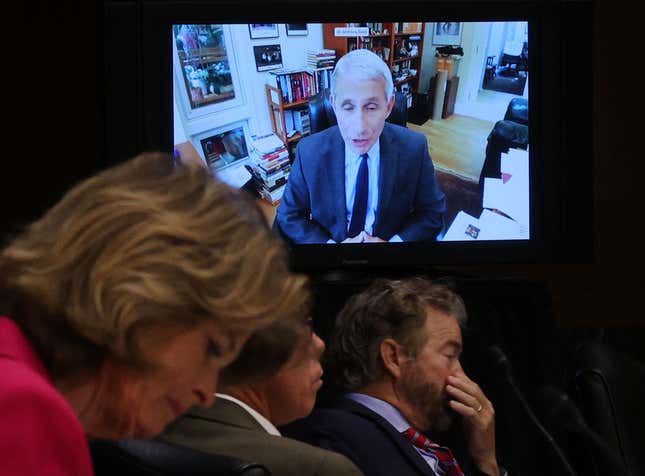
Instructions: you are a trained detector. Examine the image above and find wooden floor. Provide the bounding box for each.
[408,114,494,182]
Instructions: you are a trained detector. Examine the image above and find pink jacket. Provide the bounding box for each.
[0,316,94,475]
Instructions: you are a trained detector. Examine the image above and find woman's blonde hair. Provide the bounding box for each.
[0,152,309,381]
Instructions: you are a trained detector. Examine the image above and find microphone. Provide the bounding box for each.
[488,345,513,382]
[487,346,578,476]
[540,385,628,474]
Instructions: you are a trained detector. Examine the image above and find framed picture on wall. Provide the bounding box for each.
[253,44,283,72]
[286,24,308,36]
[248,24,279,39]
[432,22,462,45]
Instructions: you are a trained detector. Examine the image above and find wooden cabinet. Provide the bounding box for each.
[265,67,328,158]
[429,74,460,119]
[322,22,425,105]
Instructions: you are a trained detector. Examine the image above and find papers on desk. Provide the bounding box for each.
[442,211,483,241]
[215,160,252,189]
[442,210,527,241]
[442,147,530,242]
[482,147,529,231]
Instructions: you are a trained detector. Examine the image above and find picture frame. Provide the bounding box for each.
[432,22,462,46]
[199,126,249,172]
[286,23,308,36]
[248,24,279,39]
[253,44,283,72]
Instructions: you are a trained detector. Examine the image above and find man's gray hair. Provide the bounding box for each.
[331,49,394,102]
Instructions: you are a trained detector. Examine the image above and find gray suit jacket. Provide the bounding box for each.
[159,398,364,476]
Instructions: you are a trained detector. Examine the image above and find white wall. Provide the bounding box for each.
[173,23,324,161]
[419,22,479,95]
[454,22,491,111]
[419,23,436,94]
[485,22,506,67]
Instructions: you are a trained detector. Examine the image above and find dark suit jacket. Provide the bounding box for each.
[159,397,363,476]
[276,123,446,243]
[281,397,495,476]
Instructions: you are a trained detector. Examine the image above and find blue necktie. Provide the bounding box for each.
[348,153,369,238]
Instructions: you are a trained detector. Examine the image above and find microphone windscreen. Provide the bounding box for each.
[487,345,513,380]
[540,385,589,432]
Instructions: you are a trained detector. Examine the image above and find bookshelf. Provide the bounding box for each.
[322,22,426,107]
[266,83,308,146]
[265,61,334,158]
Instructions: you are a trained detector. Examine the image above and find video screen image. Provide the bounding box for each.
[172,22,530,243]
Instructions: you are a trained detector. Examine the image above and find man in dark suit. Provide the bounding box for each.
[282,278,507,476]
[276,49,445,244]
[160,318,363,476]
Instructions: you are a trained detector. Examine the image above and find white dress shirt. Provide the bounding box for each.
[325,141,402,243]
[344,142,380,237]
[215,393,281,436]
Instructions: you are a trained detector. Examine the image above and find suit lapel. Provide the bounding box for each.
[337,397,438,476]
[326,128,347,239]
[375,124,397,234]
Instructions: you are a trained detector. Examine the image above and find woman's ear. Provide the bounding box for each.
[380,338,408,380]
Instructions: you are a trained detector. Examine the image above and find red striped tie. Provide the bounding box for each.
[402,427,464,476]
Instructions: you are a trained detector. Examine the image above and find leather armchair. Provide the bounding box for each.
[307,88,408,134]
[504,97,528,126]
[90,438,271,476]
[478,97,528,187]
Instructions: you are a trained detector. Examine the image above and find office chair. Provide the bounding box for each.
[568,341,645,476]
[90,438,271,476]
[307,87,408,134]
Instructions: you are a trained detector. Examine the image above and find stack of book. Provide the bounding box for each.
[307,49,336,69]
[246,133,291,205]
[307,49,336,93]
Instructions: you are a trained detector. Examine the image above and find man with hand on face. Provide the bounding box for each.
[160,317,363,476]
[282,277,507,476]
[276,49,445,244]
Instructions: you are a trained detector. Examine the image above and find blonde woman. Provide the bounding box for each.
[0,152,308,475]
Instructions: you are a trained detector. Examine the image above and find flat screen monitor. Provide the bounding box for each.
[103,0,593,271]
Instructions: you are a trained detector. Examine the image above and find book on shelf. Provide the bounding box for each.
[293,109,310,135]
[307,68,333,93]
[269,69,315,104]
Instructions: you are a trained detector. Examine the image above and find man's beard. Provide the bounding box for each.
[400,361,454,432]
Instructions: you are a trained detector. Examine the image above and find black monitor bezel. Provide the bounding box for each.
[121,0,592,272]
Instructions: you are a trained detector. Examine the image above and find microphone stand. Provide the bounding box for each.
[488,346,578,476]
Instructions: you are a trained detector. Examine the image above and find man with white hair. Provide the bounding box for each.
[276,49,446,244]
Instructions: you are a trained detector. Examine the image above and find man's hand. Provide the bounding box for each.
[342,231,365,243]
[446,371,500,476]
[363,233,386,243]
